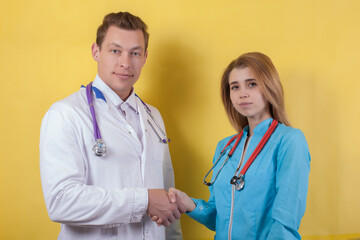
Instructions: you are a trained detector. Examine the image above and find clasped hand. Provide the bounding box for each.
[147,188,195,227]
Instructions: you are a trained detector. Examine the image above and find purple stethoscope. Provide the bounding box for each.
[86,82,170,157]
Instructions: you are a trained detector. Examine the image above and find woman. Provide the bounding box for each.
[155,52,310,239]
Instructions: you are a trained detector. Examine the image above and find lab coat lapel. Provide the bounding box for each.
[136,97,167,189]
[137,97,151,183]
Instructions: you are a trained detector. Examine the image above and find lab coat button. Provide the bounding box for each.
[199,206,204,210]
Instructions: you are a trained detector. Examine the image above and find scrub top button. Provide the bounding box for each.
[199,206,204,210]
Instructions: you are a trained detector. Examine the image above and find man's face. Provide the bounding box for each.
[92,26,147,100]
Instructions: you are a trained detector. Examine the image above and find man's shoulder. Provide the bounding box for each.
[146,103,160,114]
[48,89,87,115]
[135,97,161,116]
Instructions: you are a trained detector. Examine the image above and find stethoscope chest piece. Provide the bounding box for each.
[235,179,245,191]
[92,139,107,157]
[230,175,245,191]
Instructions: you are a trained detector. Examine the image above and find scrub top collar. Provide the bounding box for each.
[93,74,139,113]
[243,117,274,136]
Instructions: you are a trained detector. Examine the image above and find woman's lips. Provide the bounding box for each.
[239,102,252,107]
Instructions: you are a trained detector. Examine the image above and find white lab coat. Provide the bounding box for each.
[40,76,182,240]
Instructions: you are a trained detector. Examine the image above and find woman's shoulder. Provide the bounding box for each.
[214,133,238,151]
[218,133,237,144]
[274,123,311,163]
[276,123,305,138]
[275,123,309,147]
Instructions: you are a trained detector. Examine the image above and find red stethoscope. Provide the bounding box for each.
[203,119,278,191]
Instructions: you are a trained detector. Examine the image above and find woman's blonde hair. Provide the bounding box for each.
[221,52,290,132]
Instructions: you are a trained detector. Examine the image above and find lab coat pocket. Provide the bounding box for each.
[143,140,168,189]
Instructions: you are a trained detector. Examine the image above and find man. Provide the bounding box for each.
[40,12,183,239]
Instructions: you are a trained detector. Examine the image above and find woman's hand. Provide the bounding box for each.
[151,187,196,226]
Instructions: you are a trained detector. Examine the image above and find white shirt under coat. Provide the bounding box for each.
[40,75,182,240]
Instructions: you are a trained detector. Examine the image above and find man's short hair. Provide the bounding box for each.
[96,12,149,51]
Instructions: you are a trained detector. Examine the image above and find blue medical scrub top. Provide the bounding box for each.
[187,118,310,240]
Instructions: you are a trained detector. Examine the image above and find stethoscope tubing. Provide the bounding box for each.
[203,150,228,186]
[237,120,278,176]
[136,93,169,143]
[203,119,278,189]
[86,82,102,141]
[86,82,170,157]
[203,133,243,186]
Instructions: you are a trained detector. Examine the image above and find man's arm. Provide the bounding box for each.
[40,106,149,227]
[40,105,180,227]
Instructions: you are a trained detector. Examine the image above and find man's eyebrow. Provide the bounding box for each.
[108,43,144,52]
[109,43,122,48]
[129,46,144,51]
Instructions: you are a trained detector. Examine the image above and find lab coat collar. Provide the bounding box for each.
[93,74,138,113]
[243,118,274,136]
[122,92,138,114]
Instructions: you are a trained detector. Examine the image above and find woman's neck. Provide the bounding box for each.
[247,114,272,136]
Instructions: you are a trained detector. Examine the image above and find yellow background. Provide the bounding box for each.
[1,0,360,239]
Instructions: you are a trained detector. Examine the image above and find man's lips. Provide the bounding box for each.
[113,72,134,78]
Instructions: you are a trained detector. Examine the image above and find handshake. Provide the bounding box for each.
[147,188,196,227]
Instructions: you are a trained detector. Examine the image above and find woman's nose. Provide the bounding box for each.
[239,89,249,98]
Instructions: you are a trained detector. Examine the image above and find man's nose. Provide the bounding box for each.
[119,54,130,68]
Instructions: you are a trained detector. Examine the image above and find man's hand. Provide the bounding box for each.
[147,189,181,227]
[152,188,196,226]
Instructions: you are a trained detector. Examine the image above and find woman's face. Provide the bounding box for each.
[229,67,271,123]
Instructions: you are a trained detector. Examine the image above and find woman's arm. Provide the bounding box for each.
[266,129,311,239]
[185,184,217,231]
